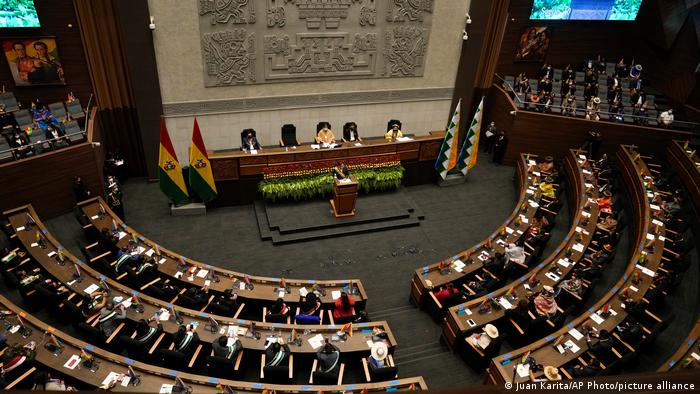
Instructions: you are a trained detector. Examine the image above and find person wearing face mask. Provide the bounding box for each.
[342,122,361,142]
[240,128,261,151]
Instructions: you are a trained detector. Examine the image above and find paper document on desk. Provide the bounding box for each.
[565,340,580,353]
[650,204,661,211]
[299,287,308,297]
[516,363,530,378]
[582,210,591,217]
[83,283,99,295]
[310,144,320,150]
[636,265,655,277]
[557,258,571,268]
[64,354,81,370]
[572,243,584,253]
[338,178,352,184]
[396,137,412,142]
[158,309,170,321]
[544,272,560,283]
[118,231,127,240]
[16,226,25,232]
[47,251,56,257]
[498,297,513,309]
[568,328,584,341]
[160,384,174,394]
[145,249,155,257]
[196,269,209,278]
[589,313,605,325]
[249,149,258,155]
[308,334,324,349]
[331,290,342,300]
[652,219,664,226]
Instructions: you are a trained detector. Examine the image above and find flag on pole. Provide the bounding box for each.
[188,117,218,203]
[435,99,462,180]
[457,97,484,175]
[158,118,189,204]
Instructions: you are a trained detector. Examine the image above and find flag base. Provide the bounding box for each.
[170,202,207,216]
[438,172,467,187]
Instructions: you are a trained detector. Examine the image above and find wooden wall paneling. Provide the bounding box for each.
[0,0,93,106]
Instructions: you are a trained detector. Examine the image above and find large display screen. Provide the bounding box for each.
[0,0,40,28]
[530,0,642,21]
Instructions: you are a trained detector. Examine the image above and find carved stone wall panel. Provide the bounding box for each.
[198,0,433,86]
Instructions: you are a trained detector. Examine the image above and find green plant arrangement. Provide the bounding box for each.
[259,154,404,202]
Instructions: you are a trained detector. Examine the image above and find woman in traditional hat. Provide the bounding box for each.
[585,97,601,121]
[369,341,389,368]
[534,286,558,317]
[467,324,499,350]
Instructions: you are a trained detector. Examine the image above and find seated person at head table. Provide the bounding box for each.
[333,161,350,180]
[265,338,291,367]
[333,291,356,320]
[173,324,199,356]
[385,120,403,140]
[317,339,341,373]
[315,121,335,144]
[212,335,243,360]
[99,300,127,337]
[533,285,558,318]
[342,122,361,142]
[133,316,163,344]
[241,128,261,151]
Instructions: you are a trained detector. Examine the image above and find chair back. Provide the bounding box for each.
[66,98,85,119]
[13,109,33,130]
[281,124,297,146]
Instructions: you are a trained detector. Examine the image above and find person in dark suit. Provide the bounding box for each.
[342,122,361,142]
[265,339,290,367]
[240,128,261,151]
[586,243,613,265]
[72,176,92,202]
[173,324,199,356]
[212,335,242,360]
[332,161,349,180]
[134,317,163,345]
[208,289,239,317]
[45,124,69,148]
[98,301,127,337]
[316,339,340,373]
[492,130,508,164]
[586,329,613,358]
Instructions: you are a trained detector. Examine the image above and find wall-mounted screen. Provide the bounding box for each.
[0,0,40,27]
[530,0,642,21]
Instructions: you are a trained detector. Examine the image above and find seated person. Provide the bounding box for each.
[212,335,242,360]
[9,129,32,158]
[333,291,356,321]
[558,273,583,296]
[617,319,643,345]
[332,161,349,180]
[538,156,555,175]
[505,299,531,331]
[31,101,59,131]
[586,243,613,265]
[45,124,69,147]
[173,324,199,356]
[181,286,209,309]
[133,316,163,345]
[538,177,556,198]
[299,292,321,316]
[533,286,558,318]
[115,246,140,273]
[466,323,499,350]
[505,243,526,266]
[82,290,107,318]
[99,301,127,337]
[596,190,613,214]
[240,128,261,151]
[483,251,507,277]
[385,120,403,140]
[315,122,335,144]
[575,261,604,280]
[433,283,459,304]
[586,329,613,357]
[658,109,673,128]
[265,338,290,367]
[316,339,341,373]
[567,359,602,378]
[268,297,291,320]
[596,215,618,233]
[133,254,156,277]
[342,122,361,142]
[369,342,389,368]
[97,228,119,252]
[32,370,77,391]
[209,289,239,317]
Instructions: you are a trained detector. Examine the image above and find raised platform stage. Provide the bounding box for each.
[254,189,424,244]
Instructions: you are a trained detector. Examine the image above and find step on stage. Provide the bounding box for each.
[254,189,425,244]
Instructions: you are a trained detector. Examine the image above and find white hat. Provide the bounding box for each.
[370,342,388,361]
[544,366,562,381]
[484,324,499,339]
[543,285,555,294]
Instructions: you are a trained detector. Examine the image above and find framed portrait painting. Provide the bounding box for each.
[514,26,552,62]
[2,37,66,86]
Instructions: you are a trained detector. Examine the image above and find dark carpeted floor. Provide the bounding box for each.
[37,153,700,388]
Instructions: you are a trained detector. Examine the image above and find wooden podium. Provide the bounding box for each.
[330,175,358,218]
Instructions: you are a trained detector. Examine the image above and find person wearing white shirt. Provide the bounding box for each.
[658,109,674,128]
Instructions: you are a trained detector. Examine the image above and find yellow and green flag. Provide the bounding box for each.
[159,118,189,204]
[188,117,218,203]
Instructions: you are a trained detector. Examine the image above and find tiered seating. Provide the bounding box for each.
[485,145,676,383]
[441,150,613,357]
[410,154,562,317]
[77,197,367,322]
[667,141,700,214]
[2,205,417,387]
[0,94,86,161]
[0,293,427,392]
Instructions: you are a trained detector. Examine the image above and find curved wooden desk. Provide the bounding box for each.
[667,140,700,215]
[3,205,396,359]
[78,197,367,312]
[409,154,543,308]
[0,293,427,393]
[442,150,599,349]
[658,319,700,371]
[486,145,666,384]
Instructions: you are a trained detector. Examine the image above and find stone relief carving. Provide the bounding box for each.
[386,0,433,22]
[383,26,427,77]
[199,0,432,86]
[202,29,257,86]
[199,0,257,25]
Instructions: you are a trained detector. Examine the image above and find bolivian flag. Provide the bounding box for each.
[188,117,218,203]
[159,118,189,204]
